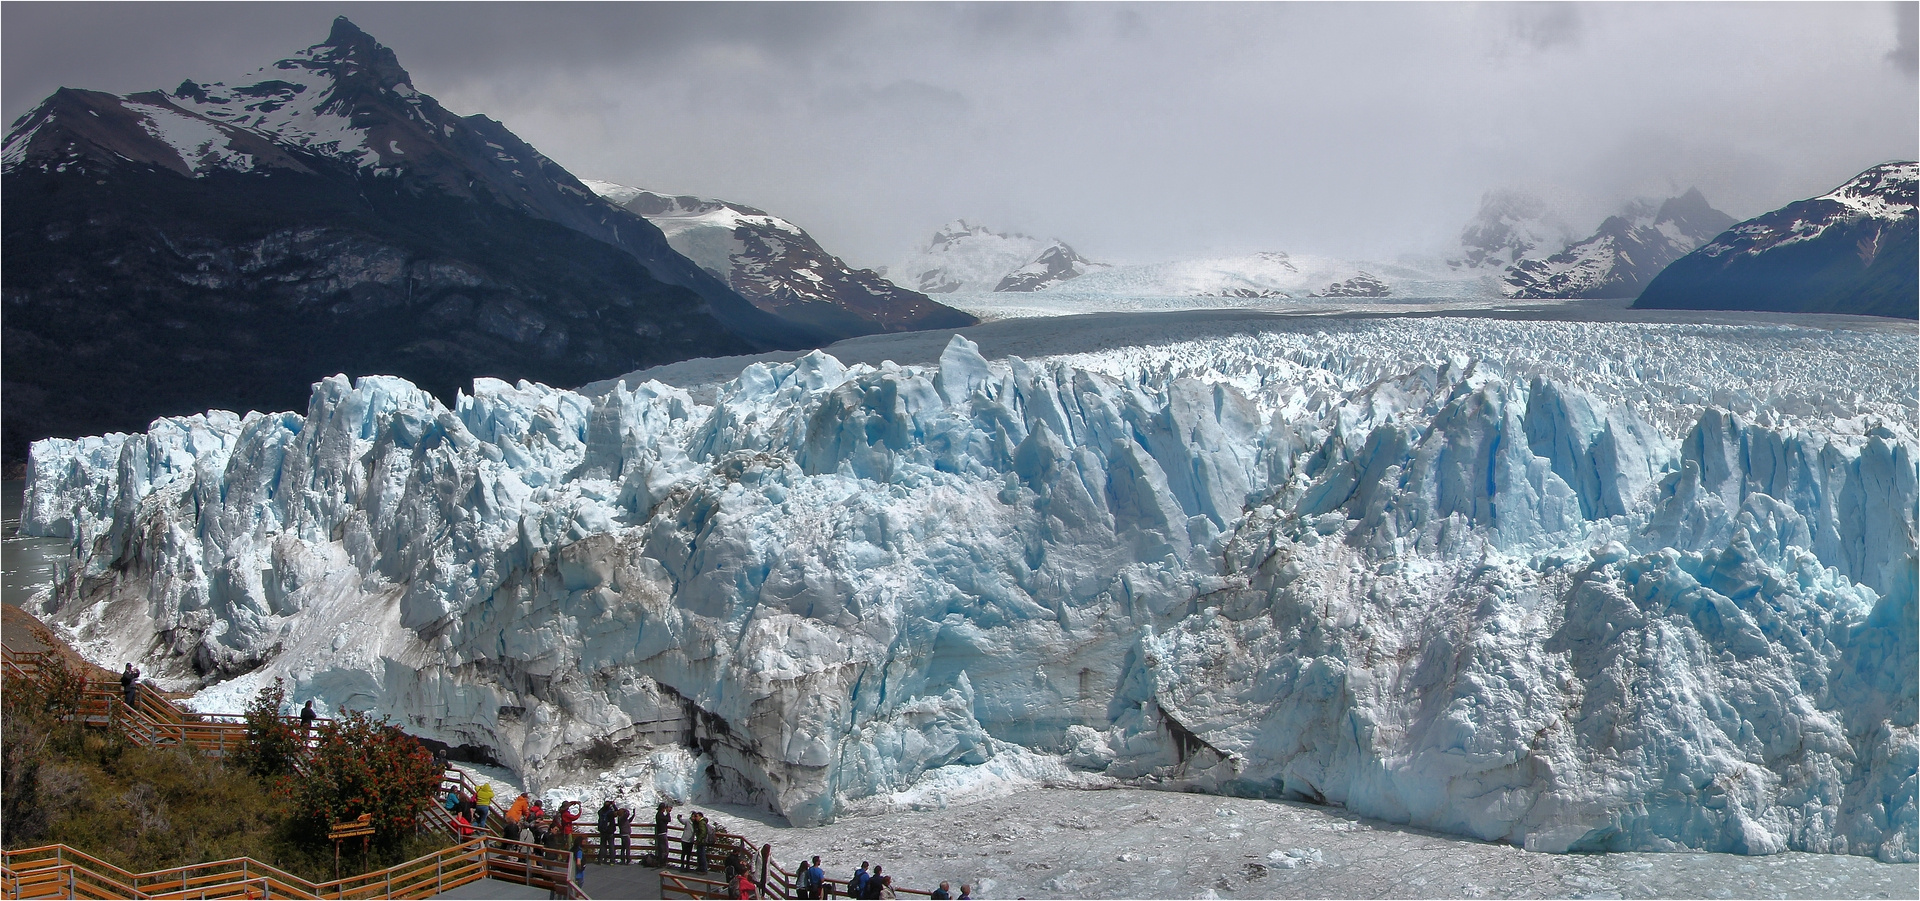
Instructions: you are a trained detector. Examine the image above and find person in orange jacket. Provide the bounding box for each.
[505,793,531,842]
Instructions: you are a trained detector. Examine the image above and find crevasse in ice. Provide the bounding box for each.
[24,324,1917,861]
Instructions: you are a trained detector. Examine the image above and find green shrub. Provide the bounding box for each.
[1,674,451,883]
[234,678,303,778]
[282,708,441,852]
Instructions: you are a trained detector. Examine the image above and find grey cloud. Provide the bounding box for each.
[1502,2,1583,53]
[5,3,1913,268]
[1892,1,1918,74]
[811,80,971,128]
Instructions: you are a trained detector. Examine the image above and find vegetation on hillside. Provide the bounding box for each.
[0,660,449,882]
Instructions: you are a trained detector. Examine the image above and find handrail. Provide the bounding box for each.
[0,837,593,901]
[5,653,330,762]
[662,870,733,900]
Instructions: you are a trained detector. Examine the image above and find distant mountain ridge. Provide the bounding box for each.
[1634,162,1917,319]
[1451,188,1574,271]
[585,182,974,339]
[1,18,847,460]
[1503,189,1735,299]
[1446,187,1735,299]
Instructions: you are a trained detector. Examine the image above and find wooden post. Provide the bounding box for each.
[760,844,772,900]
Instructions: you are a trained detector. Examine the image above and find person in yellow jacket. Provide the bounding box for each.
[475,783,495,829]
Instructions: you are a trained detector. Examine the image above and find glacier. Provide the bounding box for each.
[22,314,1918,862]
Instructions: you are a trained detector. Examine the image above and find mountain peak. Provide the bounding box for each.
[326,15,373,48]
[1655,187,1717,225]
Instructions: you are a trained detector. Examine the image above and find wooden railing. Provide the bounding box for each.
[1,836,586,900]
[662,870,733,899]
[1,647,327,762]
[2,649,938,900]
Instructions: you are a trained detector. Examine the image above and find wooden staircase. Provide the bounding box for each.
[1,837,584,900]
[2,646,941,899]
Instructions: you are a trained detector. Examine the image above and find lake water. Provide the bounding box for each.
[3,479,68,608]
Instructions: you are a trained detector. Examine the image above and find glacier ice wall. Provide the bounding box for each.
[24,319,1918,860]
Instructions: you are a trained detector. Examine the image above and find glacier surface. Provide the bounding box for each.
[23,314,1917,861]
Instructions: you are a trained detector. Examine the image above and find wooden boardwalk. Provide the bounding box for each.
[1,636,938,900]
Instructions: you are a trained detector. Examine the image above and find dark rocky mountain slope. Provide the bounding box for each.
[597,185,974,340]
[1634,163,1917,319]
[2,19,833,461]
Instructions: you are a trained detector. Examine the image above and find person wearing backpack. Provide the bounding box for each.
[849,862,871,898]
[698,812,716,871]
[596,800,618,864]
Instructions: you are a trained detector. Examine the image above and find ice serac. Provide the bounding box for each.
[24,321,1918,861]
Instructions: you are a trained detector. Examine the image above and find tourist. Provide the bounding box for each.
[299,699,316,737]
[805,856,824,899]
[571,835,588,888]
[654,802,674,866]
[958,885,972,900]
[475,782,494,829]
[877,875,896,899]
[735,868,758,900]
[451,810,478,840]
[794,852,817,895]
[506,793,530,842]
[120,663,140,708]
[688,811,713,872]
[616,805,633,863]
[932,881,953,899]
[850,862,871,898]
[862,866,885,900]
[530,800,549,844]
[596,800,617,864]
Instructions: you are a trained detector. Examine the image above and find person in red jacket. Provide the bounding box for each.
[735,870,758,899]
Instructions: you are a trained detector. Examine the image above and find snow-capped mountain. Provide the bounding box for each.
[1450,188,1575,270]
[1502,189,1735,299]
[0,18,819,462]
[25,314,1914,860]
[584,182,974,339]
[993,241,1109,292]
[892,221,1105,294]
[1635,162,1918,319]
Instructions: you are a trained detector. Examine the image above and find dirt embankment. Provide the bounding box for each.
[2,604,191,699]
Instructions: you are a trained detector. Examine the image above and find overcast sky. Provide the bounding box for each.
[5,2,1915,268]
